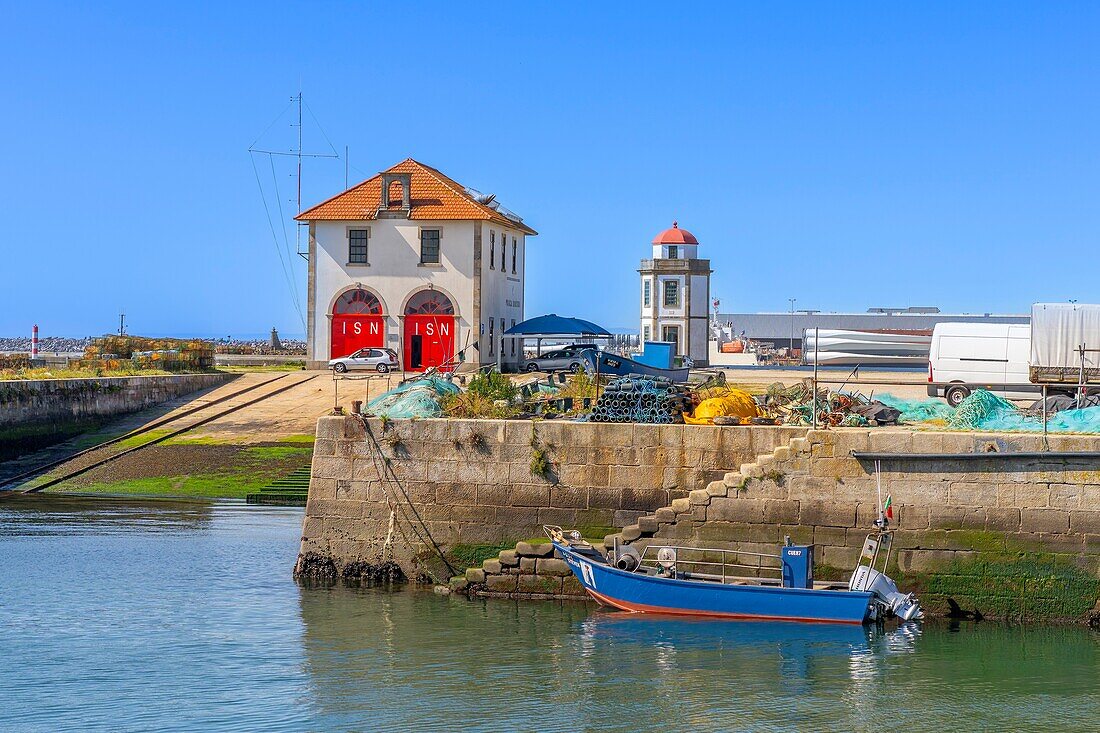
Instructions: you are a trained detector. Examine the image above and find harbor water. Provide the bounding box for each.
[2,495,1098,732]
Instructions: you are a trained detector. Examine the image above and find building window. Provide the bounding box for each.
[667,245,679,260]
[489,318,495,355]
[643,280,651,307]
[510,319,516,355]
[420,229,440,264]
[501,235,506,271]
[348,229,368,264]
[662,325,680,348]
[500,318,506,353]
[643,325,651,342]
[663,280,679,307]
[511,239,517,274]
[490,231,495,269]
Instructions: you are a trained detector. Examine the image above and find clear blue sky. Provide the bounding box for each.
[3,2,1098,338]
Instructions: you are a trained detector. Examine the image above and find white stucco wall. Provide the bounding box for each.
[310,219,477,361]
[310,218,526,367]
[640,263,709,362]
[478,223,525,366]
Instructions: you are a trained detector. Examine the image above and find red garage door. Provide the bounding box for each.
[403,290,456,371]
[330,289,385,359]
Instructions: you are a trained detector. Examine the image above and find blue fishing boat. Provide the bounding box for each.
[582,350,690,383]
[547,523,922,625]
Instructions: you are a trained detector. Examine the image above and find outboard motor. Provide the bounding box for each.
[850,528,924,622]
[850,565,924,621]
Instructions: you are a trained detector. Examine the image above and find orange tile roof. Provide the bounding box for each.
[295,158,537,235]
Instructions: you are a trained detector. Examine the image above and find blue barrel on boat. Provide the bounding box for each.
[781,545,814,589]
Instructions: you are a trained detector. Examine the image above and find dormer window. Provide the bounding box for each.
[667,245,679,260]
[377,171,412,216]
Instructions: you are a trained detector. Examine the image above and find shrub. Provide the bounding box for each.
[441,392,518,419]
[467,370,518,402]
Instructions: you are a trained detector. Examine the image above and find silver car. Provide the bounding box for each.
[523,346,595,373]
[329,347,400,373]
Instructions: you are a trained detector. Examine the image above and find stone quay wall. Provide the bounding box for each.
[295,416,804,578]
[300,415,1100,620]
[0,373,235,430]
[604,429,1100,621]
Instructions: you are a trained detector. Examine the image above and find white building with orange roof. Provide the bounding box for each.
[296,159,537,371]
[639,222,712,365]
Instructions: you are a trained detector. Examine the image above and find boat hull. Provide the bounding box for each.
[588,351,690,383]
[556,543,874,625]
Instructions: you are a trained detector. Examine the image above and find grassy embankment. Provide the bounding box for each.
[42,433,315,500]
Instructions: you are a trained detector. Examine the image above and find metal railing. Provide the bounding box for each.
[638,544,783,584]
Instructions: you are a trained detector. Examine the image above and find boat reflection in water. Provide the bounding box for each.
[573,609,921,686]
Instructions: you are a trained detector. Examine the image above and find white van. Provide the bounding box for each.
[927,323,1038,406]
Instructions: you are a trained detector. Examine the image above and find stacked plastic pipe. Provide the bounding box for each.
[588,375,692,424]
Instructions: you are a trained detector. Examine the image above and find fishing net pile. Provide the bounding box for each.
[947,390,1020,430]
[365,377,460,419]
[877,389,1100,434]
[684,386,760,425]
[875,394,956,424]
[588,375,692,424]
[761,381,900,427]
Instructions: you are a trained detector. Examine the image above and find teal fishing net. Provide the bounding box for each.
[877,389,1100,434]
[875,394,955,423]
[1046,407,1100,433]
[365,377,460,419]
[947,390,1019,430]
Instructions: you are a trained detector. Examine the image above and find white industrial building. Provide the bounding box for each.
[296,159,536,371]
[639,222,712,365]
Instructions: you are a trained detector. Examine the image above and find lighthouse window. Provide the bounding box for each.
[667,245,679,260]
[663,280,679,307]
[348,229,369,264]
[643,280,651,307]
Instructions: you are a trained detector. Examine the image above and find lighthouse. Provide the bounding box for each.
[638,222,712,366]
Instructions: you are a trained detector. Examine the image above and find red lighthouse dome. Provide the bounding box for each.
[652,221,699,245]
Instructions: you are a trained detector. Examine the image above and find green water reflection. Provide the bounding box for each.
[1,495,1097,733]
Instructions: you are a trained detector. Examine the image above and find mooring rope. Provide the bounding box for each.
[358,416,458,579]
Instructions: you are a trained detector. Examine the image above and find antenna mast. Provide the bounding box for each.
[296,91,303,259]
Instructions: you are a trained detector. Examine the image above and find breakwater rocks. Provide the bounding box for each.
[294,552,407,585]
[298,415,1100,621]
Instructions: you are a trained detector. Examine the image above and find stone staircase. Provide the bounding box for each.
[450,539,587,598]
[605,436,810,547]
[455,433,812,599]
[246,463,312,506]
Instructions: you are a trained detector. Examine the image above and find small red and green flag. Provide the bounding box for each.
[884,495,894,520]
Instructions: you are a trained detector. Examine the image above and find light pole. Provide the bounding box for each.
[788,298,796,357]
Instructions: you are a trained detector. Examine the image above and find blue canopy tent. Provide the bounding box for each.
[499,314,612,372]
